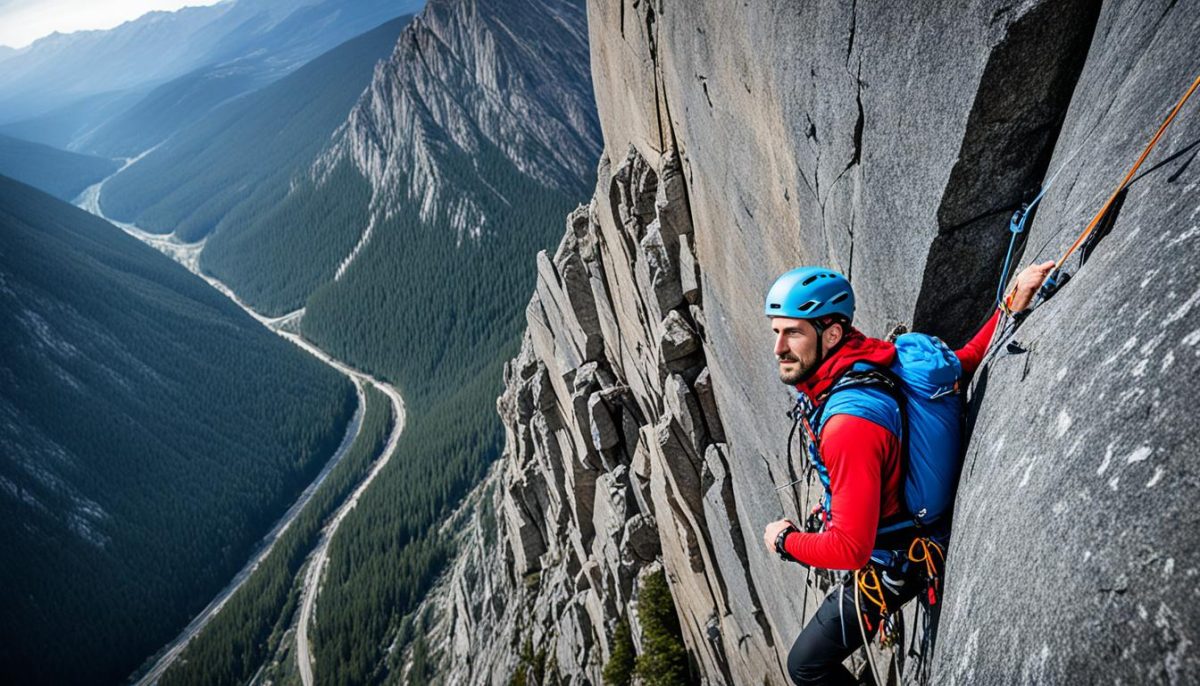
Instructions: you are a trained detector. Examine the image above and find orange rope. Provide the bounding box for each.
[1055,72,1200,269]
[907,538,945,579]
[856,565,888,617]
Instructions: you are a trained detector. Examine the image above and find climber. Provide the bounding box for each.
[760,260,1053,685]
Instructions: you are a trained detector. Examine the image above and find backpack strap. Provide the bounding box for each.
[810,364,921,540]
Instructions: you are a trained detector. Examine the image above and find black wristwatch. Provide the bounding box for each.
[775,524,799,562]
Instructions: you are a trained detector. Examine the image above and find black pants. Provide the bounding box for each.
[786,564,925,686]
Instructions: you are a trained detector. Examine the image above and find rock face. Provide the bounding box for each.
[415,1,1200,683]
[316,0,599,240]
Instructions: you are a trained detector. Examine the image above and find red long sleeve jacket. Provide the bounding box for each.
[781,311,1000,569]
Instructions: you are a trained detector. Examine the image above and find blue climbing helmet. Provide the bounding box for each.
[764,267,855,323]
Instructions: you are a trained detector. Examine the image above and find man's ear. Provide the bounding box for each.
[825,321,845,348]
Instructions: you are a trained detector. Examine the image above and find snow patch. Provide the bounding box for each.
[1165,288,1200,325]
[1055,410,1072,437]
[1167,224,1200,247]
[1125,446,1152,464]
[1098,443,1114,475]
[1019,461,1035,488]
[1146,467,1165,488]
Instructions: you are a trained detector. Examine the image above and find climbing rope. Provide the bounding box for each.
[853,570,886,686]
[994,148,1078,314]
[907,538,946,606]
[981,71,1200,367]
[1028,72,1200,305]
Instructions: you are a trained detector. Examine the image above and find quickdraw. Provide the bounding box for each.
[907,537,946,607]
[855,565,896,641]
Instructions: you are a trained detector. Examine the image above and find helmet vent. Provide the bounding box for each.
[830,292,849,304]
[801,275,819,286]
[797,300,819,312]
[768,303,781,309]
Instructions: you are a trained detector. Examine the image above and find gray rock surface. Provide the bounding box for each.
[411,1,1200,683]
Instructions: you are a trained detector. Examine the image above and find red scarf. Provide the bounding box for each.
[795,328,896,401]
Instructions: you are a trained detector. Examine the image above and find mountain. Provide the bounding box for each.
[401,0,1200,684]
[288,3,599,681]
[0,3,235,123]
[0,89,145,150]
[0,0,424,150]
[117,0,602,683]
[0,133,118,200]
[99,14,412,249]
[318,0,602,240]
[73,0,427,157]
[0,175,356,684]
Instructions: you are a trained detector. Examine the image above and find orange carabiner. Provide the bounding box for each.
[907,537,945,579]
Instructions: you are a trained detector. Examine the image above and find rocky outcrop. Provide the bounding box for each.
[316,0,599,240]
[416,1,1200,683]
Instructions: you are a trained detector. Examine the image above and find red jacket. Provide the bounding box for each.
[782,311,1000,569]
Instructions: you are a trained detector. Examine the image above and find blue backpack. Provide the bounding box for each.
[805,333,964,531]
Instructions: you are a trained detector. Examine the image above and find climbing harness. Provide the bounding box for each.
[855,566,890,636]
[848,538,947,686]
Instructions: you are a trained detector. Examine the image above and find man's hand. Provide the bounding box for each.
[763,519,796,556]
[1008,260,1056,312]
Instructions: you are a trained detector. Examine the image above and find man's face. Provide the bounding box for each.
[771,317,821,385]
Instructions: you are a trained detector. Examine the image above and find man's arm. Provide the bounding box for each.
[779,415,898,570]
[955,309,1000,375]
[956,261,1056,375]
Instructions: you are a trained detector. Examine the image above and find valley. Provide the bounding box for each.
[1,1,599,682]
[75,160,410,684]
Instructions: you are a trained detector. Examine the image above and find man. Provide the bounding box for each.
[760,261,1053,685]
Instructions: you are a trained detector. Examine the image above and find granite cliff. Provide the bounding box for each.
[316,0,597,241]
[411,1,1200,683]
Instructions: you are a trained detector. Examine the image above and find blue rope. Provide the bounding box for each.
[995,208,1026,309]
[994,158,1070,310]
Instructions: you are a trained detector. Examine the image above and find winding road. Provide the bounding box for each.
[77,161,407,685]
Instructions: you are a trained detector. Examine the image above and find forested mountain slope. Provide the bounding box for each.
[285,3,599,683]
[0,175,355,685]
[408,0,1200,683]
[0,133,118,200]
[99,14,412,249]
[79,1,599,683]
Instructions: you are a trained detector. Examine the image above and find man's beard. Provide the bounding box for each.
[778,352,819,385]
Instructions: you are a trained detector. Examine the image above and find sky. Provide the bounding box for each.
[0,0,223,48]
